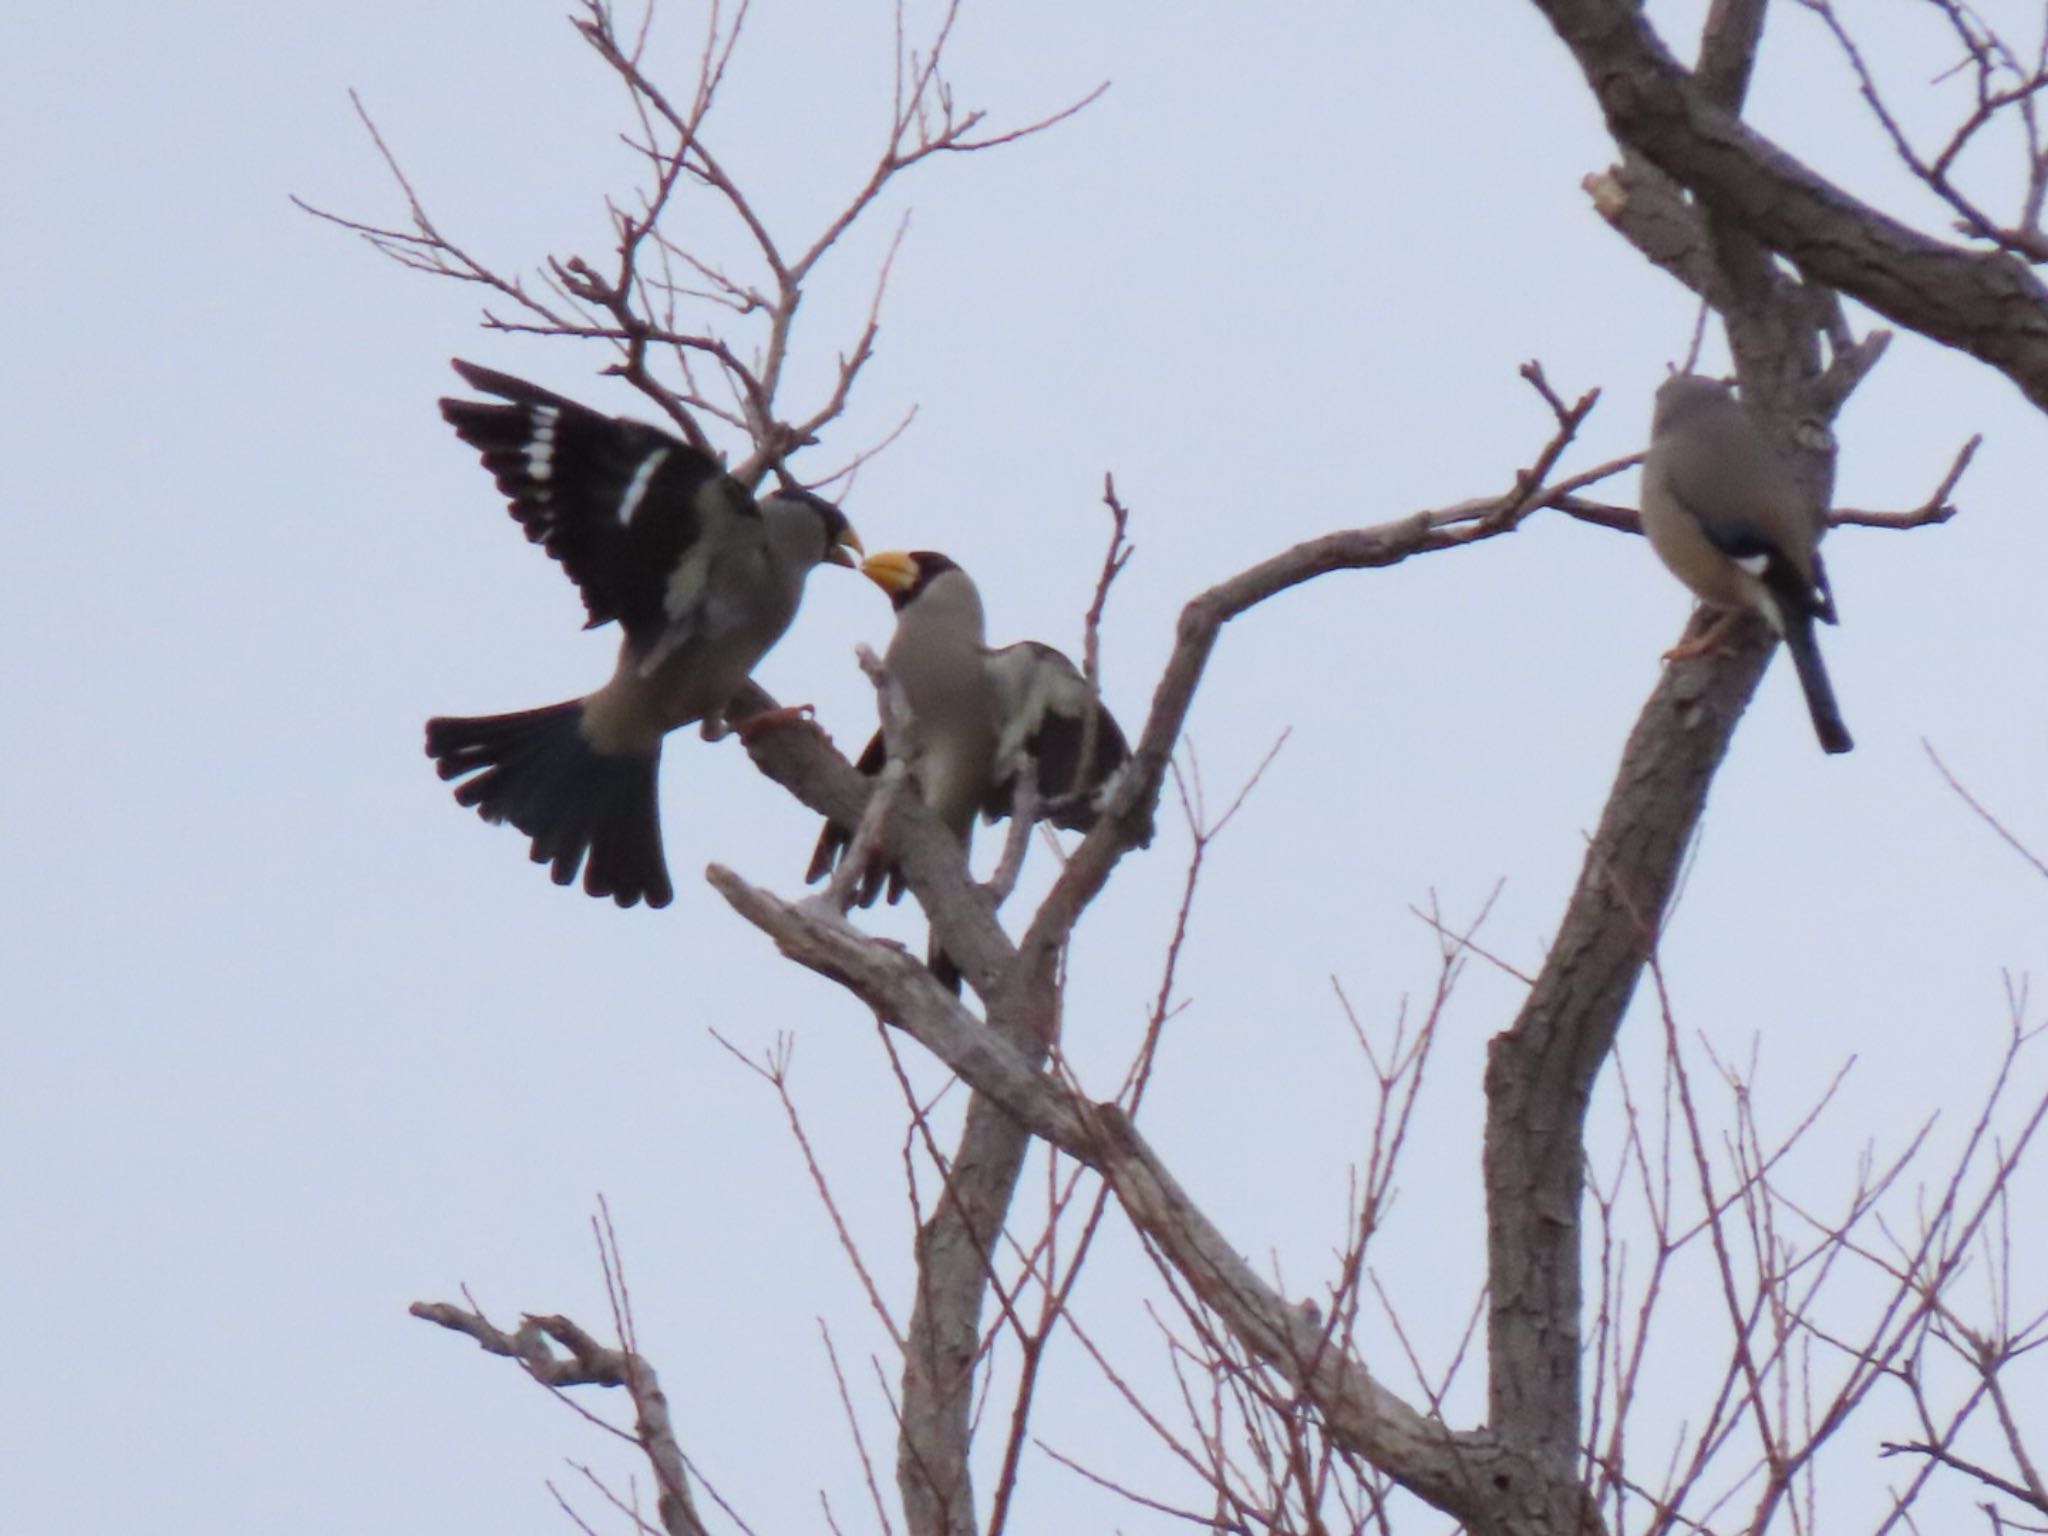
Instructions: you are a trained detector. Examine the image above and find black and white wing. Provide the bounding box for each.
[980,641,1132,832]
[439,360,760,648]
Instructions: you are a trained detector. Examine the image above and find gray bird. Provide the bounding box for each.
[807,550,1136,989]
[1640,373,1852,754]
[426,360,863,907]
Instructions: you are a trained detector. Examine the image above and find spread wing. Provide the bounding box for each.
[440,360,758,642]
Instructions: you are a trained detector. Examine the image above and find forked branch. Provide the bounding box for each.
[298,0,1107,482]
[413,1204,712,1536]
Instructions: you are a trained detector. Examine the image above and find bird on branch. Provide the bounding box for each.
[1639,372,1853,754]
[426,360,863,907]
[808,550,1139,990]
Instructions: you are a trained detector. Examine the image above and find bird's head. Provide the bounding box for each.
[764,486,864,568]
[825,520,866,568]
[860,550,961,612]
[1651,372,1736,437]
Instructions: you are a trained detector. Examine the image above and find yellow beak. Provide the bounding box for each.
[825,525,865,569]
[859,550,920,596]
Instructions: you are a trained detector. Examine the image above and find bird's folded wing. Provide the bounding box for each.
[981,641,1132,831]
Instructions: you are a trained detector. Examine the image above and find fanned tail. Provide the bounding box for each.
[426,702,673,906]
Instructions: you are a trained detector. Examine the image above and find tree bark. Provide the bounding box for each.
[1525,0,2048,413]
[1484,628,1769,1467]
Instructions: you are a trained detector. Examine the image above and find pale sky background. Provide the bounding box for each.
[6,2,2047,1532]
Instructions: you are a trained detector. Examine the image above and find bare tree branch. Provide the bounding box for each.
[410,1282,711,1536]
[1796,0,2048,262]
[705,862,1594,1532]
[1524,0,2048,414]
[302,0,1107,486]
[1882,1442,2048,1516]
[1925,740,2048,882]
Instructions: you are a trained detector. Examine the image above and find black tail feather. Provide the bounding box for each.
[929,942,963,996]
[803,823,846,886]
[1780,613,1853,755]
[803,729,895,906]
[425,702,673,906]
[1759,556,1852,756]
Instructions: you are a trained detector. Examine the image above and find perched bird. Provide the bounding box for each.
[1639,373,1853,754]
[426,360,863,907]
[806,550,1136,989]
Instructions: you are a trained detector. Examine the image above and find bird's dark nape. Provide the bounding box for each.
[425,703,674,905]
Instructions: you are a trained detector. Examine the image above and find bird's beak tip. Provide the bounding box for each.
[826,528,865,568]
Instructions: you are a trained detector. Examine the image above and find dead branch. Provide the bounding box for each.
[982,759,1037,908]
[411,1292,710,1536]
[301,0,1106,484]
[1086,475,1136,696]
[708,861,1597,1531]
[1007,367,1614,1012]
[817,1321,900,1536]
[1924,742,2048,882]
[1832,431,1979,528]
[985,740,1293,1533]
[708,1028,908,1349]
[1527,0,2048,413]
[1795,0,2048,262]
[1882,1441,2048,1515]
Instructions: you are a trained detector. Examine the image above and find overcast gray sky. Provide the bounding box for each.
[6,2,2046,1532]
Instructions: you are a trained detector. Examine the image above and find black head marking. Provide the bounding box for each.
[896,551,960,609]
[770,485,848,537]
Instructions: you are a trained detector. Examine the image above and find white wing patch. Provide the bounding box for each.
[663,536,716,624]
[1752,586,1788,637]
[617,446,671,526]
[526,405,559,489]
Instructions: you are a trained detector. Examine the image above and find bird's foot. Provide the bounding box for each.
[1662,608,1741,662]
[734,703,818,743]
